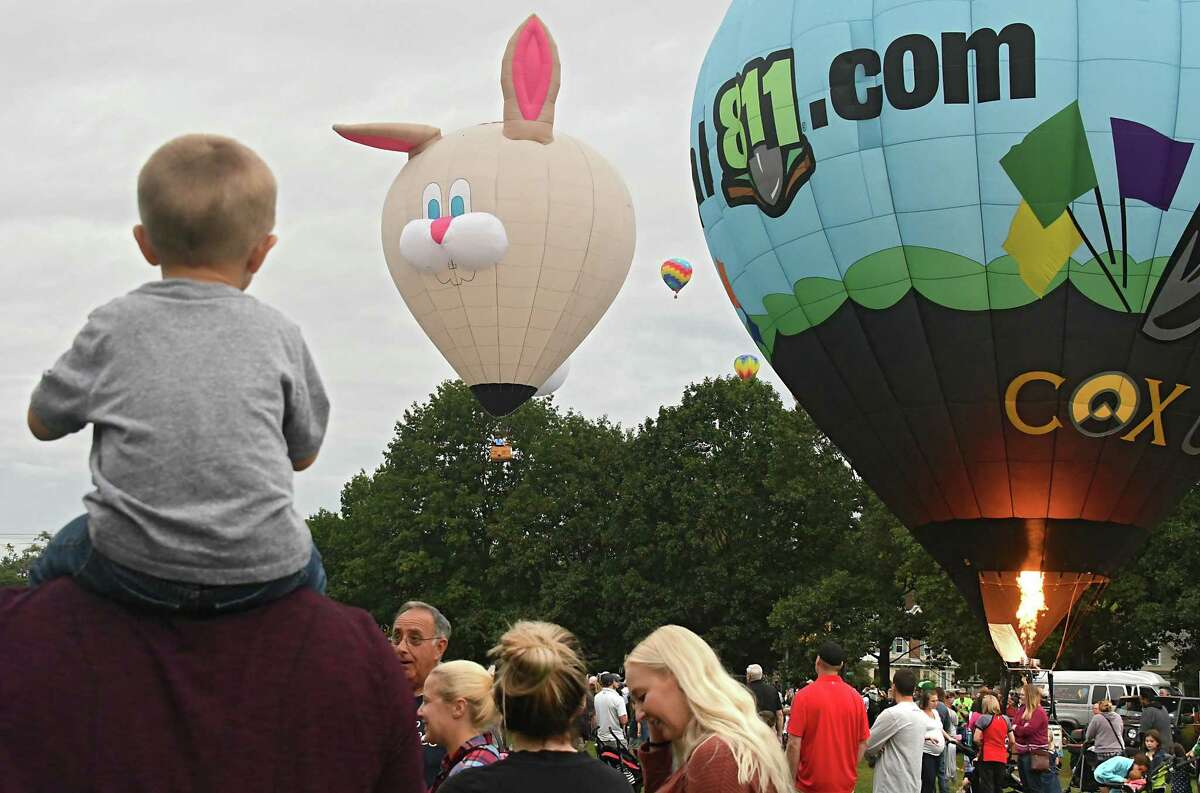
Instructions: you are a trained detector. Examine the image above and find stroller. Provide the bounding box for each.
[1145,754,1198,793]
[596,737,642,790]
[1069,740,1108,792]
[1095,755,1195,793]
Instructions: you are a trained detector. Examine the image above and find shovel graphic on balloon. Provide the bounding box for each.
[1144,204,1200,342]
[748,144,785,206]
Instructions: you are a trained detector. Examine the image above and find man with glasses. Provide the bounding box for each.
[391,600,451,788]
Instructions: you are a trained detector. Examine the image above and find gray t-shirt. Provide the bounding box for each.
[31,279,329,585]
[864,701,926,793]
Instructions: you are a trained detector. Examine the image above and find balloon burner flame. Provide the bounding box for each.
[1015,570,1048,649]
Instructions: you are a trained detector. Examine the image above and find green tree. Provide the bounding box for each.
[614,377,862,675]
[769,492,938,686]
[909,554,1007,684]
[0,534,49,587]
[310,381,628,665]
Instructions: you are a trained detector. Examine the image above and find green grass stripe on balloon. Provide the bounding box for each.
[745,245,1167,357]
[985,255,1069,309]
[1063,255,1165,313]
[844,247,911,310]
[908,247,991,311]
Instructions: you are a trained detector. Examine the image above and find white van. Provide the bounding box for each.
[1031,671,1179,733]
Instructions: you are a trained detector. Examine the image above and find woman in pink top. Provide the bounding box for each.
[625,625,792,793]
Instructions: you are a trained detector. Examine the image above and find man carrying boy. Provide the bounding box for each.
[2,133,423,792]
[26,133,329,611]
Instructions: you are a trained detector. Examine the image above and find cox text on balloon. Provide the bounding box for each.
[1004,370,1200,452]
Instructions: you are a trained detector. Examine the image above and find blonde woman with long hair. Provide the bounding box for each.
[625,625,792,793]
[1012,683,1051,793]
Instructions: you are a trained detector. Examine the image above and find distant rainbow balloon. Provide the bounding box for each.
[734,354,760,381]
[661,258,694,298]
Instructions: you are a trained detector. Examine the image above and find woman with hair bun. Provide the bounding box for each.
[625,625,792,793]
[420,660,504,793]
[439,621,631,793]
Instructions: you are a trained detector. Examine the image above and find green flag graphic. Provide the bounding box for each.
[1001,101,1099,228]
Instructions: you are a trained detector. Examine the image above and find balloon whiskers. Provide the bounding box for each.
[435,259,476,287]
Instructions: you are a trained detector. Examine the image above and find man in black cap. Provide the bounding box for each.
[595,672,629,749]
[786,640,871,793]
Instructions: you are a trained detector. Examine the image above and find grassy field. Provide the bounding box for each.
[851,757,1076,792]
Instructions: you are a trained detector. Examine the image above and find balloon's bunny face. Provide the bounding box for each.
[337,15,636,416]
[395,169,508,287]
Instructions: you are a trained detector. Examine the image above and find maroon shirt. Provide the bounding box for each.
[0,579,423,793]
[1013,706,1049,750]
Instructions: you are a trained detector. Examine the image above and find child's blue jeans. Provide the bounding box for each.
[28,514,326,614]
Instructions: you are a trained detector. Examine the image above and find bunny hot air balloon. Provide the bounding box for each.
[337,15,636,417]
[693,0,1200,661]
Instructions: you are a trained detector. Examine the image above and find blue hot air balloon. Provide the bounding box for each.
[692,0,1200,659]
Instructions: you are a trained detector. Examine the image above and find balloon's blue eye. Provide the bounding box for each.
[450,196,465,217]
[427,199,441,220]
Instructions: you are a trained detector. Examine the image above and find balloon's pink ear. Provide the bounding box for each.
[333,123,443,156]
[501,14,560,144]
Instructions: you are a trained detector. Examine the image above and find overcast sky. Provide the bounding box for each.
[0,0,792,548]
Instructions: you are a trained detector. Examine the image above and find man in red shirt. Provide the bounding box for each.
[787,641,870,793]
[0,578,424,792]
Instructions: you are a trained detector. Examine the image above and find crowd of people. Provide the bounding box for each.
[395,597,819,793]
[1075,692,1200,793]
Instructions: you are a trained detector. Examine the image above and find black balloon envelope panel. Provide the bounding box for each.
[692,0,1200,654]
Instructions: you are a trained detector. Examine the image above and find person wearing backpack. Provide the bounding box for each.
[973,694,1012,793]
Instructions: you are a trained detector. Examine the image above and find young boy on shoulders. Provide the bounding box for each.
[27,133,330,612]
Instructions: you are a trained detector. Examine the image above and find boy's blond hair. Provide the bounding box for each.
[137,134,276,266]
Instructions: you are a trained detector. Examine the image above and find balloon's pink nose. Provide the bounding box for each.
[430,216,453,245]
